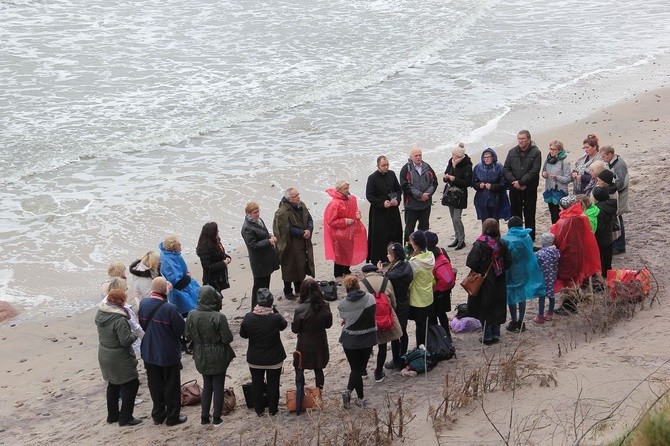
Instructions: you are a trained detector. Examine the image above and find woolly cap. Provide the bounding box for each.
[540,233,555,247]
[597,169,615,186]
[507,216,524,228]
[256,288,274,307]
[560,195,578,209]
[592,186,610,203]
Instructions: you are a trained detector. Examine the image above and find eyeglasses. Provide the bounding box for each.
[483,155,493,158]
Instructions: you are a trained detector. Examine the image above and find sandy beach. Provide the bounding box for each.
[1,87,669,445]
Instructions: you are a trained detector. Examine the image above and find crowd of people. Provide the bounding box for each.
[95,130,630,426]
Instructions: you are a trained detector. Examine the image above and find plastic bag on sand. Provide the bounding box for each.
[449,316,482,333]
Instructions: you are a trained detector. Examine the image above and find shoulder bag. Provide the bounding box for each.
[460,262,492,297]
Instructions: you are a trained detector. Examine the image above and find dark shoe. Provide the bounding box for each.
[492,337,501,344]
[106,417,119,424]
[342,390,351,409]
[506,321,519,333]
[256,411,265,417]
[166,414,187,426]
[554,306,576,316]
[518,322,527,332]
[447,240,459,248]
[454,241,466,250]
[284,293,297,301]
[384,360,402,370]
[374,372,386,383]
[479,338,495,346]
[153,417,165,425]
[612,249,626,255]
[201,416,210,425]
[119,418,142,426]
[212,417,223,426]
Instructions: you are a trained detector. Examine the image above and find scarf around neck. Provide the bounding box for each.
[476,234,505,276]
[546,150,567,165]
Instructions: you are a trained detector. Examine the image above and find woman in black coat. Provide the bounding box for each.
[239,289,287,417]
[196,222,232,293]
[442,143,473,250]
[291,279,333,414]
[241,201,280,309]
[366,156,403,264]
[465,218,511,345]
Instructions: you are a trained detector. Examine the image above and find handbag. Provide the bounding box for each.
[441,185,464,208]
[180,379,202,407]
[222,387,236,416]
[318,280,338,301]
[460,263,492,296]
[286,387,322,413]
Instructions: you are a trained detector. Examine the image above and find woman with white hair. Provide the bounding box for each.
[323,180,368,278]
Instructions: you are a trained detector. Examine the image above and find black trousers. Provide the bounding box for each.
[600,244,613,278]
[404,207,431,242]
[249,367,281,416]
[295,367,325,390]
[201,372,226,420]
[333,264,352,278]
[375,343,388,377]
[391,309,409,365]
[106,378,139,424]
[283,281,302,295]
[509,187,538,240]
[251,276,271,309]
[343,347,372,399]
[548,203,561,224]
[144,362,181,424]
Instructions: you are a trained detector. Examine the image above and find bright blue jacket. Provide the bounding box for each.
[159,242,199,315]
[502,227,546,304]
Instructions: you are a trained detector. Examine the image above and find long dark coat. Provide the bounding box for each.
[465,239,511,326]
[366,170,403,264]
[443,155,473,209]
[272,198,315,282]
[291,301,333,370]
[241,217,279,278]
[197,244,231,291]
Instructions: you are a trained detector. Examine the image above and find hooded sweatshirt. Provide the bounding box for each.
[408,250,435,308]
[338,289,377,349]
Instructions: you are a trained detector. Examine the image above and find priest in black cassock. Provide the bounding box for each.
[365,156,403,264]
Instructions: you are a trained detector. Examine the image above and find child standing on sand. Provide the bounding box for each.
[533,233,560,324]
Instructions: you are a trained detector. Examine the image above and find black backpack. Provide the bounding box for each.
[426,325,456,361]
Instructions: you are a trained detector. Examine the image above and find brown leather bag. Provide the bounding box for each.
[222,387,236,415]
[286,387,322,413]
[180,379,202,407]
[460,263,492,297]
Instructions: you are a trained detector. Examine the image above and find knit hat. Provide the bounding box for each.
[560,195,578,209]
[507,216,524,228]
[389,242,406,261]
[424,231,439,250]
[597,169,615,186]
[256,288,274,307]
[540,233,555,248]
[452,145,466,159]
[410,230,427,251]
[361,264,377,273]
[592,186,610,203]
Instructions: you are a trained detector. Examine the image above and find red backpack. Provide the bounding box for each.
[433,248,456,292]
[361,277,395,331]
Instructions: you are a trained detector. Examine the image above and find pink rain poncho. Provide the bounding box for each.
[323,188,367,267]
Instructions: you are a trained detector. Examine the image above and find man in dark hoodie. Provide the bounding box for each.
[138,277,187,427]
[503,130,542,241]
[592,186,617,278]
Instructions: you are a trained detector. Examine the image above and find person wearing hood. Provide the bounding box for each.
[196,222,232,293]
[96,288,141,426]
[241,202,280,309]
[442,143,473,250]
[138,277,188,426]
[502,217,546,333]
[599,145,629,254]
[338,275,377,409]
[407,230,435,348]
[159,235,200,317]
[128,251,161,309]
[550,196,601,315]
[239,288,287,417]
[379,242,413,370]
[592,187,617,278]
[541,140,572,223]
[365,156,403,264]
[472,147,511,223]
[323,180,367,278]
[533,233,560,324]
[465,219,511,345]
[185,285,235,426]
[273,188,315,299]
[504,130,543,241]
[399,147,438,242]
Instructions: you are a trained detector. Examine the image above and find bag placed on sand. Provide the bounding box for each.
[426,325,455,361]
[318,280,338,301]
[180,379,202,407]
[286,387,322,413]
[222,387,236,416]
[401,347,437,373]
[606,268,651,303]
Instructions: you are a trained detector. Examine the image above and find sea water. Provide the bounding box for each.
[1,0,670,319]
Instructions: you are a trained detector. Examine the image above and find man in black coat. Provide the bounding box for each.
[503,130,542,241]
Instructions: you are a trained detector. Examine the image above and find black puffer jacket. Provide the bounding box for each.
[443,155,473,209]
[239,310,287,367]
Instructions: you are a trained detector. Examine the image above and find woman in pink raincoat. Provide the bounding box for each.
[324,180,368,278]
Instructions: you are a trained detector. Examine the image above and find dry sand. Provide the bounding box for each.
[1,88,669,445]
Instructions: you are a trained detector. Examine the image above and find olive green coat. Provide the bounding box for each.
[185,286,236,375]
[95,302,139,385]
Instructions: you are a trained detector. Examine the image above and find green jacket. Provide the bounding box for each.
[95,302,138,385]
[408,250,435,308]
[185,286,235,375]
[584,204,599,233]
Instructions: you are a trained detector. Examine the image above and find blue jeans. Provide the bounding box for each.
[483,323,501,341]
[538,295,555,316]
[508,301,526,323]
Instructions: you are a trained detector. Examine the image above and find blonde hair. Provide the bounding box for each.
[141,251,160,271]
[589,160,607,176]
[335,180,349,192]
[342,275,360,293]
[107,277,127,294]
[244,201,259,215]
[163,235,180,251]
[107,261,126,278]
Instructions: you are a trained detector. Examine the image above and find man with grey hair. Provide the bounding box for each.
[399,147,438,242]
[273,187,315,299]
[599,146,629,254]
